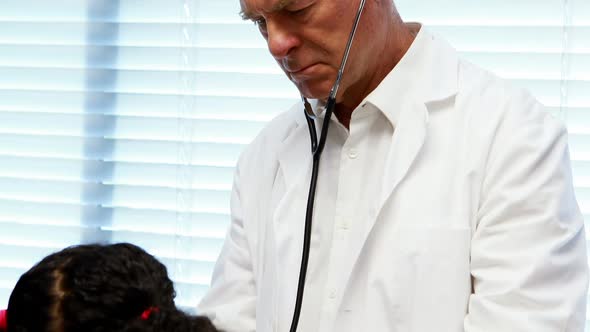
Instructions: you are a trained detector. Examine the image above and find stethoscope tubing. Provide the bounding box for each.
[289,1,367,331]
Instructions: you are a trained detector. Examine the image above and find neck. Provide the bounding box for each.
[334,22,418,129]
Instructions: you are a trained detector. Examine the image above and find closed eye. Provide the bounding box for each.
[254,17,266,27]
[289,7,308,15]
[239,10,266,28]
[252,17,267,32]
[287,4,312,16]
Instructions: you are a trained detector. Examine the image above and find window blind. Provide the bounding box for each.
[0,0,297,309]
[0,0,588,325]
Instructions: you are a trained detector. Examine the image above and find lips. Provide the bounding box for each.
[286,63,317,74]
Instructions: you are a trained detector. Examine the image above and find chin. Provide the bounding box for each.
[295,80,333,101]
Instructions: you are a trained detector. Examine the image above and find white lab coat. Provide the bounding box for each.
[197,29,588,332]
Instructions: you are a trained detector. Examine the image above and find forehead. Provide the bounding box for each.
[240,0,297,18]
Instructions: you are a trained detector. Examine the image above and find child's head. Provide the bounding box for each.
[4,243,218,332]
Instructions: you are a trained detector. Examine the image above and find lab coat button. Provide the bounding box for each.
[348,148,358,159]
[329,290,337,299]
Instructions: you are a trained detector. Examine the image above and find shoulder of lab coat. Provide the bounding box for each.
[457,60,589,331]
[196,103,303,332]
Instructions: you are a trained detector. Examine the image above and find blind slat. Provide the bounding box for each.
[0,202,229,239]
[0,111,266,143]
[0,133,244,165]
[0,177,230,212]
[0,155,234,189]
[0,67,299,97]
[0,90,294,120]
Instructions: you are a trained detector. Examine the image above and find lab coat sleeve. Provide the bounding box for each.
[197,161,257,332]
[464,93,589,332]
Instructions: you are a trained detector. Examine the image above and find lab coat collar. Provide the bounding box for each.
[296,24,459,128]
[364,24,459,127]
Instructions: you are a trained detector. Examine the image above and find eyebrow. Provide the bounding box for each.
[240,0,296,20]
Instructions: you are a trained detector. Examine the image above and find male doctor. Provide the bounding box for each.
[197,0,589,331]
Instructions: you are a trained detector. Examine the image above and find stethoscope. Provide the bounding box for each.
[289,1,367,331]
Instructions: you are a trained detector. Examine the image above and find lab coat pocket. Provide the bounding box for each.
[413,227,472,331]
[346,225,472,331]
[362,227,431,330]
[364,226,471,331]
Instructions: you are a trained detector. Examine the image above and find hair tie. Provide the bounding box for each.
[0,309,7,331]
[140,307,159,320]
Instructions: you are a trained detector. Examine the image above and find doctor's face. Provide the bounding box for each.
[239,0,380,101]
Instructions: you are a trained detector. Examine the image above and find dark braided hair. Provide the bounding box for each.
[6,243,219,332]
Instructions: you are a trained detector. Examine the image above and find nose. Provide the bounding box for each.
[265,20,300,60]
